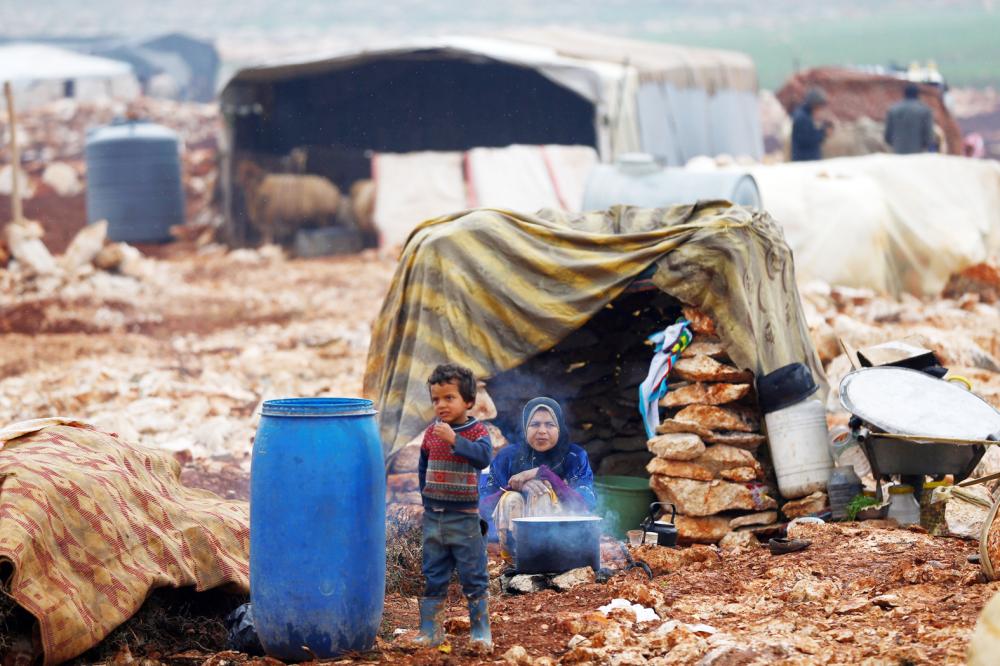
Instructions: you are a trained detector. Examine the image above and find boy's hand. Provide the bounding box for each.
[432,422,456,445]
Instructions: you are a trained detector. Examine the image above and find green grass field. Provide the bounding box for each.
[645,8,1000,90]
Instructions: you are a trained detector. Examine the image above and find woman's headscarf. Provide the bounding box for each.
[510,396,572,476]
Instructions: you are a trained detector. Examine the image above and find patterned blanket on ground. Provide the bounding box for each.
[0,421,249,664]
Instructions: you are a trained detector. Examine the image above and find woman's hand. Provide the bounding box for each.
[508,468,538,491]
[522,479,550,499]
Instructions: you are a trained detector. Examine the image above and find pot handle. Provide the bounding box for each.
[647,502,677,524]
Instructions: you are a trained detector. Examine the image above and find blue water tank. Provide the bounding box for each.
[582,153,762,212]
[85,120,185,243]
[250,398,386,660]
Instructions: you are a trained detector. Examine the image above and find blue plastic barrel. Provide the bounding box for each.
[250,398,386,660]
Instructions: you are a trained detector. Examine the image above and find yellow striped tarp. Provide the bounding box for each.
[364,203,825,460]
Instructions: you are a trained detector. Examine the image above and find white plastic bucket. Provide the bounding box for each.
[764,398,833,498]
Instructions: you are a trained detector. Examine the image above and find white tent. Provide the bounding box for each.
[221,32,762,164]
[0,43,139,108]
[506,28,763,164]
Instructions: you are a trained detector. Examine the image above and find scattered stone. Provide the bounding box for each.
[552,567,596,592]
[781,491,829,519]
[60,221,107,272]
[444,616,470,633]
[661,382,750,407]
[646,432,705,461]
[835,597,869,614]
[503,645,532,666]
[631,544,721,576]
[41,161,82,197]
[6,219,57,276]
[872,594,901,609]
[508,574,548,595]
[719,530,757,552]
[943,262,1000,304]
[675,514,732,544]
[968,590,1000,666]
[787,578,841,603]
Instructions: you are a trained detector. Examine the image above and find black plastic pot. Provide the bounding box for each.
[756,362,819,414]
[512,516,602,574]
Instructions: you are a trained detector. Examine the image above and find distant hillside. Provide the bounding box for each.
[3,0,998,90]
[645,7,1000,89]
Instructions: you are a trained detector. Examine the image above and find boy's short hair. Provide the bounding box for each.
[427,363,477,403]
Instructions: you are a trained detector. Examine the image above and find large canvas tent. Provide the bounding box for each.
[364,203,822,460]
[218,32,763,245]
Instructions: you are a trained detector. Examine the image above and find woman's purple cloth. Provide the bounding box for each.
[478,398,597,523]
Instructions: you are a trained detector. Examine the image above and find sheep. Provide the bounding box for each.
[349,178,378,247]
[236,160,343,246]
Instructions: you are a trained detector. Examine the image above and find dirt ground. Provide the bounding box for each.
[4,242,1000,664]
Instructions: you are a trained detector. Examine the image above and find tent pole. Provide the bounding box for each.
[3,81,23,224]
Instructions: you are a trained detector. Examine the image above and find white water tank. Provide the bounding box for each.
[581,153,761,211]
[764,398,834,499]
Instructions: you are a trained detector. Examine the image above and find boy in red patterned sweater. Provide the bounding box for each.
[415,364,493,651]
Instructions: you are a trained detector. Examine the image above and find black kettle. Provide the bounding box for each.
[640,502,678,547]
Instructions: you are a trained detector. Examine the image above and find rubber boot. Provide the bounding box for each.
[414,597,445,647]
[468,595,493,652]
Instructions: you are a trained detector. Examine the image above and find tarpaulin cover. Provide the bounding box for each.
[749,153,1000,296]
[364,203,824,457]
[0,420,249,664]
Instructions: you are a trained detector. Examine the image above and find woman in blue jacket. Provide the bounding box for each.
[479,397,596,560]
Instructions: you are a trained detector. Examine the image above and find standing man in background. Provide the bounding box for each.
[790,88,833,161]
[884,83,936,154]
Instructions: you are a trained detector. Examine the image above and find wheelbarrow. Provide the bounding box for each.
[839,366,1000,498]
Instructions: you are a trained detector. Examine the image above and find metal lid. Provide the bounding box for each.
[839,367,1000,439]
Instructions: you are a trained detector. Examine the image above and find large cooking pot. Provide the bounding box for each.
[512,516,602,574]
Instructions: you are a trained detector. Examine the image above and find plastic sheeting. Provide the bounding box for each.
[372,151,467,248]
[467,144,599,212]
[637,85,764,165]
[749,154,1000,296]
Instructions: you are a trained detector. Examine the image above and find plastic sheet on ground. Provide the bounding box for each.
[749,154,1000,296]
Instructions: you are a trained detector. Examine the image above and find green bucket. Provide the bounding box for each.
[594,475,655,539]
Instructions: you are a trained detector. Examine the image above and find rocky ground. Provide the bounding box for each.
[6,92,1000,665]
[3,231,1000,663]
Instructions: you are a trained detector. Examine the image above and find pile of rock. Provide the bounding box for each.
[645,307,778,544]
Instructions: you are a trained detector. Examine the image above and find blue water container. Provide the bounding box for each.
[85,119,185,243]
[250,398,386,660]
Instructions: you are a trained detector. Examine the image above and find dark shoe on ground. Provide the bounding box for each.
[768,537,811,555]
